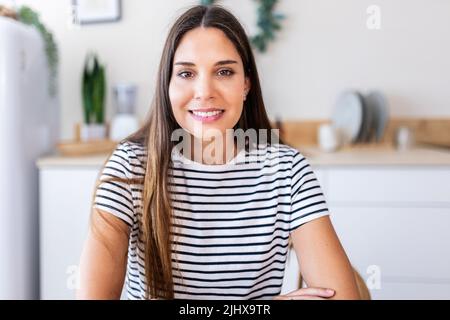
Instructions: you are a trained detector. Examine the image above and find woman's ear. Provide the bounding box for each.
[245,77,251,93]
[244,78,251,100]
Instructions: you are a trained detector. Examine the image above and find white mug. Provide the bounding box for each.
[318,124,341,152]
[395,126,415,150]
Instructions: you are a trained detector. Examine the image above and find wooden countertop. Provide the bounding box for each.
[37,154,109,168]
[296,144,450,166]
[37,144,450,168]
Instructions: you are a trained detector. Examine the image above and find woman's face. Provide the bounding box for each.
[169,27,250,141]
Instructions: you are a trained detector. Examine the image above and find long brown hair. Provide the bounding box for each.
[100,5,282,299]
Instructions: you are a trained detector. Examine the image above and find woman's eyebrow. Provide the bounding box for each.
[174,60,238,66]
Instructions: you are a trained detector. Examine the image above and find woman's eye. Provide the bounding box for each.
[218,69,234,77]
[178,71,194,79]
[177,69,234,78]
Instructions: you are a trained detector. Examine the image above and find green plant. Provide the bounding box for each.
[82,53,106,124]
[17,6,58,96]
[201,0,285,53]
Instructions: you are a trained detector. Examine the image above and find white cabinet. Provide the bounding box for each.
[330,207,450,299]
[285,166,450,300]
[326,168,450,204]
[39,166,100,299]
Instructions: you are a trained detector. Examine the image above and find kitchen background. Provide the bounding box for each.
[1,0,449,300]
[5,0,450,138]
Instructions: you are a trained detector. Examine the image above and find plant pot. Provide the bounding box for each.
[80,123,107,141]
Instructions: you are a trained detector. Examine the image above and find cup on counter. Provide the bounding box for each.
[394,126,415,150]
[318,124,342,152]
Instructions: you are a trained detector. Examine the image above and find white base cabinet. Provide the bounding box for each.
[39,167,100,299]
[283,166,450,299]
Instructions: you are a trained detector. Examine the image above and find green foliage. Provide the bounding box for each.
[201,0,284,53]
[82,53,106,124]
[17,6,59,96]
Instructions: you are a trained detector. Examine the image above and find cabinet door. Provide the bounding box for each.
[39,168,100,299]
[329,206,450,299]
[327,168,450,204]
[280,248,300,294]
[369,281,450,300]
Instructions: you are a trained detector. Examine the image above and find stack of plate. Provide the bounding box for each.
[331,90,389,145]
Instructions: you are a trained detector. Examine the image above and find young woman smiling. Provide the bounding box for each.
[77,5,360,300]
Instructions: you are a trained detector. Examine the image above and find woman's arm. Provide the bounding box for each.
[290,215,361,300]
[76,209,130,299]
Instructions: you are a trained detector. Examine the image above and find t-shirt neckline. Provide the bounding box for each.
[171,144,249,168]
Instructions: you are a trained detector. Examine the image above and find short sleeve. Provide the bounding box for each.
[289,151,330,233]
[93,142,137,227]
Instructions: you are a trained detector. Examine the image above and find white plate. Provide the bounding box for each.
[331,91,364,144]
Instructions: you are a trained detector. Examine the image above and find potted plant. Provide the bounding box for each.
[80,52,106,141]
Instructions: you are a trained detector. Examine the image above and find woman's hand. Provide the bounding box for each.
[273,288,335,300]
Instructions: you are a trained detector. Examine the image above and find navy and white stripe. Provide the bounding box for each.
[94,141,330,300]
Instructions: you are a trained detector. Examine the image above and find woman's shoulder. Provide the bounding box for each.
[244,143,307,172]
[260,143,312,172]
[116,140,147,154]
[261,143,304,160]
[106,140,147,178]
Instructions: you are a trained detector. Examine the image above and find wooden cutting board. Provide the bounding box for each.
[57,140,118,156]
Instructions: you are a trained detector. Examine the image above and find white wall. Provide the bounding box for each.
[5,0,450,140]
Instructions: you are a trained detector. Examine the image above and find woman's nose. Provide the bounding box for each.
[194,74,215,101]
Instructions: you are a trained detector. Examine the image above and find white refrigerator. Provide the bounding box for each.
[0,16,59,299]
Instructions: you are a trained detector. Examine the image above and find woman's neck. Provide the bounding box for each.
[187,136,238,165]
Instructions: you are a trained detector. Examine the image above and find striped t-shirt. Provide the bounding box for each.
[93,140,330,300]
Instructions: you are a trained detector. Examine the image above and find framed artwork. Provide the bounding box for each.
[72,0,122,25]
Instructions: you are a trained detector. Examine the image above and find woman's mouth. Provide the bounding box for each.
[188,108,225,123]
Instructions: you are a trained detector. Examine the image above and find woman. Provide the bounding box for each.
[77,4,360,300]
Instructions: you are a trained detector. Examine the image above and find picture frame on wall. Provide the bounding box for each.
[72,0,122,25]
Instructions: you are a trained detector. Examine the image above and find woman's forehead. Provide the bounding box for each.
[173,27,242,65]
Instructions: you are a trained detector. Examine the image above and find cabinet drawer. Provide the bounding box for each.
[327,168,450,203]
[330,207,450,281]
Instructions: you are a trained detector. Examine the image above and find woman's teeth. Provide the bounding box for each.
[191,110,223,117]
